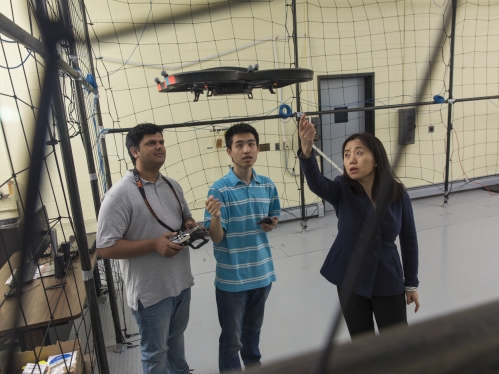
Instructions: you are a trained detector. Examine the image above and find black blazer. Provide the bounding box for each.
[299,151,419,298]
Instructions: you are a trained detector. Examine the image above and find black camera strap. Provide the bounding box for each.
[132,168,184,232]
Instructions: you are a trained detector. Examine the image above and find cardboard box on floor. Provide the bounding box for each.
[83,354,95,374]
[3,340,83,374]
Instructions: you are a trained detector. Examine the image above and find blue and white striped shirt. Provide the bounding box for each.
[204,168,280,292]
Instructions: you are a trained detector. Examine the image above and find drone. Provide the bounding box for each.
[155,65,313,101]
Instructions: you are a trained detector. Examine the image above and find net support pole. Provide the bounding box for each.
[77,0,135,347]
[291,0,308,233]
[443,0,458,207]
[77,0,113,191]
[33,1,110,372]
[78,0,131,349]
[51,66,110,374]
[59,0,126,351]
[2,15,60,374]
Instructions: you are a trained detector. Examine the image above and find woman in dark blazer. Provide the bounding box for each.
[298,114,420,338]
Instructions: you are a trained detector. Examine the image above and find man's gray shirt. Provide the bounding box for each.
[97,170,194,311]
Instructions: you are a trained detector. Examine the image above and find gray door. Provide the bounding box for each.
[319,77,366,212]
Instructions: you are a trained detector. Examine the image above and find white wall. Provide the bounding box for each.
[1,0,499,225]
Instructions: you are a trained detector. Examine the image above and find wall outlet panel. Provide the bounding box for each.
[283,141,291,150]
[275,143,280,151]
[398,108,416,145]
[260,143,270,151]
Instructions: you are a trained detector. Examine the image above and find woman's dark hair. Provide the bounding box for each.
[225,123,259,149]
[342,133,405,202]
[126,123,163,165]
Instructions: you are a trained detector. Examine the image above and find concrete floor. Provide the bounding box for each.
[98,188,499,374]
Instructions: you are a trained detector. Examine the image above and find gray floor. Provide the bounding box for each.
[98,188,499,374]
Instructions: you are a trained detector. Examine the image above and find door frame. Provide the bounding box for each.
[317,73,375,136]
[315,73,375,211]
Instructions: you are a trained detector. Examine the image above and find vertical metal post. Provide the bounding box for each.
[443,0,457,207]
[3,19,58,374]
[34,1,110,373]
[77,0,113,190]
[51,66,110,374]
[60,0,126,350]
[292,0,308,233]
[78,0,140,347]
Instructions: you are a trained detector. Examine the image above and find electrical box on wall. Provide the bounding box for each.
[398,108,416,145]
[334,107,348,123]
[210,138,226,151]
[260,143,270,151]
[310,117,321,142]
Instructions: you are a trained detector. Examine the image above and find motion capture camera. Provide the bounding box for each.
[170,225,209,249]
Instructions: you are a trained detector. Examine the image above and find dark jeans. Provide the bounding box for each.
[337,286,407,338]
[216,283,272,372]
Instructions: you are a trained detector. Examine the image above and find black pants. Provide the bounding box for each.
[337,287,407,338]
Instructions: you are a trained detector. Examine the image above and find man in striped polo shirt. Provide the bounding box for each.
[204,123,280,372]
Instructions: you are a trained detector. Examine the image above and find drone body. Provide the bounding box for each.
[155,66,313,101]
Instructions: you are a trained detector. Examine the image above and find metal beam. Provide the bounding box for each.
[291,0,308,232]
[0,11,97,95]
[443,0,458,207]
[101,94,499,135]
